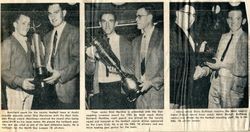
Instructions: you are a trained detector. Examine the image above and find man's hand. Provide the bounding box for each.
[193,66,207,80]
[22,78,35,90]
[139,80,153,92]
[44,70,61,84]
[86,46,97,61]
[205,58,221,70]
[199,41,207,52]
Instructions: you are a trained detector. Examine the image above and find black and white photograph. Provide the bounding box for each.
[85,2,164,109]
[1,3,80,110]
[170,2,248,109]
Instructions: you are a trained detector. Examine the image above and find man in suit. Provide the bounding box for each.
[206,7,248,108]
[1,13,35,109]
[132,5,164,109]
[86,11,134,109]
[170,5,210,108]
[43,3,79,109]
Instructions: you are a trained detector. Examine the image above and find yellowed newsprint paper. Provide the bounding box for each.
[0,0,249,131]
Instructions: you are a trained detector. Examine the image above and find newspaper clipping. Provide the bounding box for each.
[0,0,249,132]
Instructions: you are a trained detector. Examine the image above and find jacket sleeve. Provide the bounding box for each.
[151,37,164,91]
[1,40,24,88]
[59,29,80,83]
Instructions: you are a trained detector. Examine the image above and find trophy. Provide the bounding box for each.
[25,22,51,95]
[90,37,142,102]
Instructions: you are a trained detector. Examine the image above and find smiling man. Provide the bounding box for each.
[206,6,248,108]
[1,13,34,109]
[86,11,134,109]
[43,3,79,109]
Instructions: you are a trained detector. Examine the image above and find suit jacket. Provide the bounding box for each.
[85,35,133,94]
[216,30,248,93]
[132,27,164,109]
[170,24,198,108]
[1,35,33,90]
[44,23,79,104]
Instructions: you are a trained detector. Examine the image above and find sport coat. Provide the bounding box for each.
[132,27,164,109]
[44,23,79,104]
[2,35,33,89]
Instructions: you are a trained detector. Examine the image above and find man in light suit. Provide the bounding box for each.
[1,13,35,110]
[43,3,79,109]
[132,5,164,109]
[86,11,134,109]
[206,7,248,108]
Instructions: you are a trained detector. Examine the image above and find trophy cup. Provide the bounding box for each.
[27,22,51,95]
[90,37,142,102]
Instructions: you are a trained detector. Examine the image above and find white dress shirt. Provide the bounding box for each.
[47,21,66,70]
[98,33,121,83]
[12,32,28,53]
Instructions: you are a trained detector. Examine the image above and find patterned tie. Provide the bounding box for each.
[221,34,233,61]
[51,31,57,68]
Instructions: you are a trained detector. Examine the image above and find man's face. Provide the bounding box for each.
[136,8,152,30]
[14,15,30,36]
[178,11,196,29]
[227,10,244,32]
[48,4,66,27]
[99,14,117,35]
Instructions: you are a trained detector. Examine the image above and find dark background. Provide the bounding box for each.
[170,2,248,108]
[1,3,79,109]
[85,3,163,108]
[1,3,79,42]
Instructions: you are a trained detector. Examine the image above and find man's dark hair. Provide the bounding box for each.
[99,11,117,22]
[13,12,31,23]
[47,3,67,10]
[138,4,156,22]
[227,3,246,19]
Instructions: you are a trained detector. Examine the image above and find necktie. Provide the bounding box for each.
[221,34,233,61]
[141,35,146,75]
[51,31,57,68]
[105,37,110,77]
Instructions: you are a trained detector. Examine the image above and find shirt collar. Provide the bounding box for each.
[230,28,243,36]
[141,25,155,38]
[53,21,66,35]
[107,32,118,39]
[12,32,27,42]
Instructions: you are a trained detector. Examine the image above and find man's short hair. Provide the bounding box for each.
[138,4,156,22]
[13,12,30,23]
[227,3,246,18]
[47,3,67,10]
[99,11,117,21]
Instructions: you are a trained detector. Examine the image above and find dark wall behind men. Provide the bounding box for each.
[1,3,79,42]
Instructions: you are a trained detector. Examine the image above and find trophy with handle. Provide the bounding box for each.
[27,22,51,95]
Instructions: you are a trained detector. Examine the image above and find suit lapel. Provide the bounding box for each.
[55,23,69,56]
[145,28,157,65]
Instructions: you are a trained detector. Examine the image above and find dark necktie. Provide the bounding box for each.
[221,34,233,61]
[105,37,110,77]
[51,31,57,68]
[141,35,146,75]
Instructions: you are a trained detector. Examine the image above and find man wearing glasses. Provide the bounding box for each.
[132,5,164,109]
[170,5,209,108]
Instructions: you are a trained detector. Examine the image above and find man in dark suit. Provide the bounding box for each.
[1,13,35,109]
[86,11,134,109]
[43,3,79,109]
[170,5,210,108]
[132,5,164,109]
